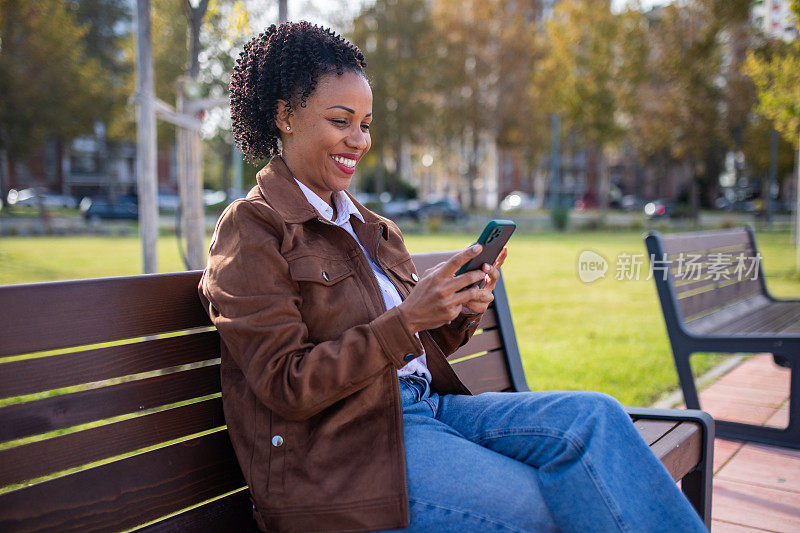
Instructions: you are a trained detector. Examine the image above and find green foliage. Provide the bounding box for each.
[541,0,629,147]
[0,0,106,158]
[744,41,800,144]
[743,114,796,179]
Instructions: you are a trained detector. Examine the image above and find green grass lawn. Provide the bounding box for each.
[1,229,797,406]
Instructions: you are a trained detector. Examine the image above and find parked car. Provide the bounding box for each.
[82,199,138,221]
[410,198,466,221]
[619,195,645,211]
[381,199,414,219]
[500,191,540,212]
[574,192,599,211]
[6,188,77,209]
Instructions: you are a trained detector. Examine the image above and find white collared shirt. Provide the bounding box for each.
[293,178,431,381]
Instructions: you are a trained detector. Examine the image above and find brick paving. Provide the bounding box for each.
[688,354,800,532]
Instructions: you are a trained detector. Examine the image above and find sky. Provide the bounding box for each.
[612,0,671,13]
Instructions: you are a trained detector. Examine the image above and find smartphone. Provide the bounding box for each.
[455,220,516,287]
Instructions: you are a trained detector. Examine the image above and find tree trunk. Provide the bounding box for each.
[184,0,209,79]
[135,0,159,274]
[690,164,700,229]
[0,123,11,208]
[467,130,479,209]
[598,145,609,223]
[178,0,211,270]
[376,150,385,197]
[795,133,800,271]
[278,0,288,22]
[220,144,232,198]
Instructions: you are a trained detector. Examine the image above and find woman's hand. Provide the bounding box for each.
[460,246,507,315]
[397,245,488,334]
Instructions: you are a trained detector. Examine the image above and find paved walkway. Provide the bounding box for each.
[687,354,799,532]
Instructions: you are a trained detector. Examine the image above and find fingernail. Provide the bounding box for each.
[472,244,482,252]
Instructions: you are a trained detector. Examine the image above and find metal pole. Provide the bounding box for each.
[135,0,158,273]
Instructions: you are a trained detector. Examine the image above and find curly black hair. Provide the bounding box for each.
[230,21,367,162]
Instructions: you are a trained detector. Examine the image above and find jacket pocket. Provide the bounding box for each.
[286,255,362,340]
[288,255,354,286]
[386,257,419,293]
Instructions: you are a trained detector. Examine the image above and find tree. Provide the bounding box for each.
[539,0,645,218]
[351,0,437,196]
[628,1,726,223]
[0,0,106,198]
[744,0,800,268]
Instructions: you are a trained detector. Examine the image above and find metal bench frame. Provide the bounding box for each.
[646,226,800,449]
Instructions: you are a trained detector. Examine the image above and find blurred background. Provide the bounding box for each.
[0,0,798,274]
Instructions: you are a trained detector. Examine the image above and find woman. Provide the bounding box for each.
[200,21,707,533]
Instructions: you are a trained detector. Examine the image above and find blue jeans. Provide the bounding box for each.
[379,374,706,533]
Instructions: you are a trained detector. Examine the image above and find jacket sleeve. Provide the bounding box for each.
[199,200,423,421]
[426,310,483,357]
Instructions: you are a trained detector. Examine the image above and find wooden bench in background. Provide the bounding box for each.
[646,226,800,449]
[0,250,713,532]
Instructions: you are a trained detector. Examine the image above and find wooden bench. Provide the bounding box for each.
[646,226,800,449]
[0,251,713,531]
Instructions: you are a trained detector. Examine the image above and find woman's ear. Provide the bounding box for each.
[275,99,292,133]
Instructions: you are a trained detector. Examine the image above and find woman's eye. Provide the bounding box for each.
[329,118,348,127]
[361,123,370,131]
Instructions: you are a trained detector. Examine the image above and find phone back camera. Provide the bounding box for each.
[486,227,502,244]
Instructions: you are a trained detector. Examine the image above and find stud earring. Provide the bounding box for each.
[286,126,291,131]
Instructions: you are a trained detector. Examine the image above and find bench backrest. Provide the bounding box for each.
[0,252,524,532]
[644,226,767,326]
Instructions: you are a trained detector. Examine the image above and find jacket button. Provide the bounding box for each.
[403,353,416,362]
[271,435,284,447]
[411,272,419,282]
[322,271,329,281]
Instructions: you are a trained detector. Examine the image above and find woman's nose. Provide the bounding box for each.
[346,126,368,150]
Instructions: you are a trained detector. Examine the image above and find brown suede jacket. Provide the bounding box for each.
[198,156,482,532]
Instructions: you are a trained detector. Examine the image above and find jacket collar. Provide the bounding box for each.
[255,156,388,239]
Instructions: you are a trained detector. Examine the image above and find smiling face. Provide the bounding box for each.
[276,70,372,206]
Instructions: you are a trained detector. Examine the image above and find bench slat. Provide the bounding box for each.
[0,397,224,488]
[650,422,703,482]
[448,328,503,361]
[669,247,757,283]
[659,227,750,255]
[705,301,800,335]
[142,489,260,533]
[451,349,512,394]
[680,277,764,321]
[0,431,245,533]
[0,271,209,358]
[0,364,220,443]
[477,307,498,330]
[633,418,680,446]
[0,330,220,399]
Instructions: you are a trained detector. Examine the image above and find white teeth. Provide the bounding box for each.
[331,155,356,168]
